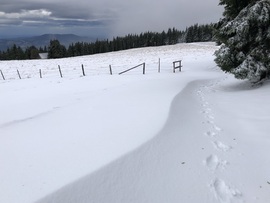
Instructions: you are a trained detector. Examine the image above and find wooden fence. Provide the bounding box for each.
[173,60,182,73]
[0,59,183,80]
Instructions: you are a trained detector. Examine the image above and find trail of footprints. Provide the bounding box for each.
[197,83,243,203]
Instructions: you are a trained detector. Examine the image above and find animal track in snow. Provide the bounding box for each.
[211,179,242,203]
[212,141,232,152]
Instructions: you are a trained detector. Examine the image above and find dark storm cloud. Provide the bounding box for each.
[0,0,223,37]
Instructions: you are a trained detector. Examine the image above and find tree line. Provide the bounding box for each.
[0,23,215,60]
[0,45,47,60]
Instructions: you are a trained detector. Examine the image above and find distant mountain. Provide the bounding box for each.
[0,34,95,51]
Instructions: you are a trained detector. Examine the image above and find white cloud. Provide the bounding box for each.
[22,9,52,18]
[0,9,52,20]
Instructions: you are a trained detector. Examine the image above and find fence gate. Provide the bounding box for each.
[173,60,182,73]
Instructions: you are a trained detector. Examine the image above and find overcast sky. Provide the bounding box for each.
[0,0,223,38]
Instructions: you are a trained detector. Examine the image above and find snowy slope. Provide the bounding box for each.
[0,43,269,203]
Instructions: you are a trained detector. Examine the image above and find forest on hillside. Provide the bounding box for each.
[0,23,215,60]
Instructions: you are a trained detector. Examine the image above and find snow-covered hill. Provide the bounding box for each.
[0,43,269,203]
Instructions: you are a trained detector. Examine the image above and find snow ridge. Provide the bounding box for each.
[36,80,217,203]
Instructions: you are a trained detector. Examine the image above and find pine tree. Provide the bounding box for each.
[215,0,270,83]
[219,0,254,19]
[48,40,67,59]
[25,46,40,59]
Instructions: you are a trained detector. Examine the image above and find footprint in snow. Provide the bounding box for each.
[205,131,216,137]
[206,114,215,120]
[207,120,214,124]
[212,141,232,152]
[201,108,212,115]
[197,90,202,94]
[201,110,208,114]
[211,178,242,203]
[213,125,222,132]
[204,154,228,172]
[202,103,209,108]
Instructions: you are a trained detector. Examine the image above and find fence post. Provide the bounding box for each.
[143,63,145,75]
[82,64,86,76]
[17,69,21,79]
[39,69,42,78]
[58,65,63,78]
[158,58,160,73]
[0,70,5,80]
[109,65,112,75]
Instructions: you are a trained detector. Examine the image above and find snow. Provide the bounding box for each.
[0,43,269,203]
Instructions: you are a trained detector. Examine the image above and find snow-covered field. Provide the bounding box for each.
[0,43,269,203]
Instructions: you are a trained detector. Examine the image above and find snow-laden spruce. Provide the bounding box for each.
[215,0,270,83]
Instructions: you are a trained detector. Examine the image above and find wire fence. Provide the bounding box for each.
[0,57,182,81]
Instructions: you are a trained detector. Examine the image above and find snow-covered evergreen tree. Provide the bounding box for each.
[215,0,270,83]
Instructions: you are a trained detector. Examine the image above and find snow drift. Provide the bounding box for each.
[0,43,269,203]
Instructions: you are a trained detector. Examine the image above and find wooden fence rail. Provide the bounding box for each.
[173,60,182,73]
[119,63,146,75]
